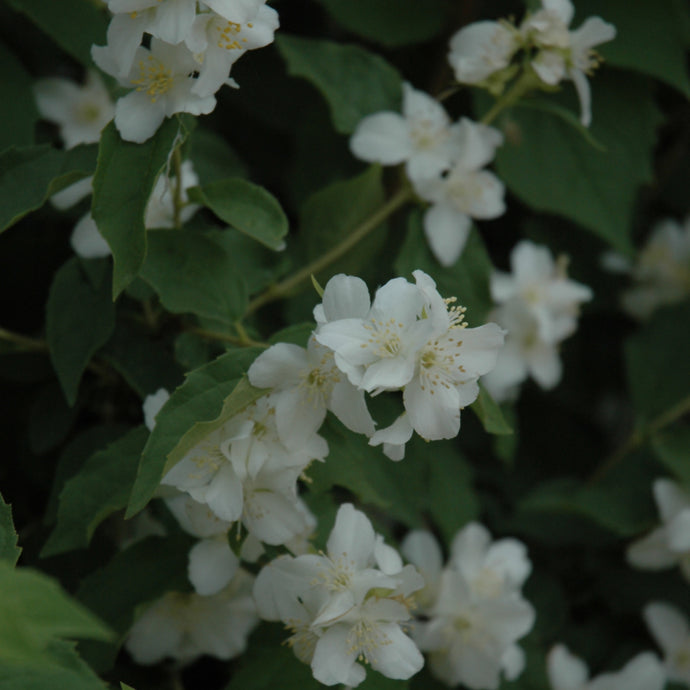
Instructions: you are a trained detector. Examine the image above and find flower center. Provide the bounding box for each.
[216,20,252,50]
[131,56,173,102]
[347,619,392,664]
[364,318,405,358]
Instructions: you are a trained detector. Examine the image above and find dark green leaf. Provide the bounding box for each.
[187,128,247,183]
[652,425,690,487]
[471,384,513,436]
[490,70,662,255]
[625,301,690,423]
[0,41,38,153]
[0,492,21,566]
[0,144,96,232]
[576,0,690,96]
[0,562,112,667]
[268,323,314,347]
[46,257,116,406]
[276,35,403,135]
[127,349,264,516]
[298,165,388,284]
[42,426,148,557]
[140,230,248,325]
[5,0,107,67]
[189,178,288,250]
[395,211,494,323]
[319,0,446,47]
[91,120,181,298]
[28,383,79,454]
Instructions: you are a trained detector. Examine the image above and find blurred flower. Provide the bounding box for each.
[644,601,690,686]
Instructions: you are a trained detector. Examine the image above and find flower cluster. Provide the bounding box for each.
[604,214,690,319]
[249,270,505,461]
[482,240,592,402]
[546,644,664,690]
[449,0,616,126]
[92,0,279,142]
[253,503,425,687]
[349,83,505,266]
[401,523,535,689]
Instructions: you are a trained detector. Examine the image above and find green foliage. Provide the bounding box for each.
[0,41,39,153]
[625,302,690,422]
[318,0,447,47]
[0,561,112,667]
[28,383,78,455]
[189,178,288,250]
[471,384,513,436]
[0,144,96,232]
[46,258,116,406]
[127,349,264,516]
[577,0,690,96]
[276,35,403,135]
[42,426,148,557]
[0,492,21,565]
[4,0,107,67]
[652,425,690,486]
[186,128,248,183]
[490,70,662,255]
[141,230,248,325]
[298,165,387,283]
[92,120,182,298]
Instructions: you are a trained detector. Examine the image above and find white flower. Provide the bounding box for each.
[248,335,375,447]
[522,0,616,126]
[33,70,114,149]
[627,478,690,582]
[254,503,425,687]
[448,21,520,84]
[143,388,170,431]
[644,601,690,686]
[412,119,505,266]
[350,83,462,182]
[186,5,279,97]
[188,534,239,595]
[403,524,534,689]
[70,213,112,259]
[402,271,505,440]
[547,644,665,690]
[369,413,414,461]
[490,241,592,345]
[482,300,563,402]
[125,570,258,665]
[608,215,690,319]
[93,38,216,143]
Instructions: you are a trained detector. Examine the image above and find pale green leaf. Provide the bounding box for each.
[140,230,248,324]
[91,119,181,298]
[46,257,115,406]
[42,427,148,557]
[189,178,288,250]
[276,35,403,135]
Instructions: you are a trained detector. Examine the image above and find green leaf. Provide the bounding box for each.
[100,324,184,398]
[140,230,248,325]
[625,302,690,423]
[42,427,148,557]
[5,0,107,67]
[299,165,388,284]
[0,41,38,153]
[187,127,247,183]
[652,425,690,487]
[0,492,21,565]
[0,640,107,690]
[395,210,494,323]
[489,70,662,255]
[91,119,181,298]
[189,178,288,251]
[470,384,513,436]
[28,383,79,455]
[427,442,479,544]
[46,257,116,406]
[127,349,264,517]
[276,35,403,135]
[318,0,447,47]
[76,535,191,671]
[0,561,111,667]
[576,0,690,97]
[0,144,96,233]
[121,684,136,690]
